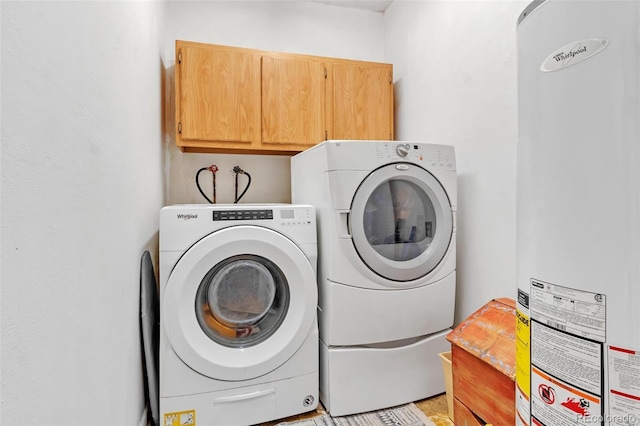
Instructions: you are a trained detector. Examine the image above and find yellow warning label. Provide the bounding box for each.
[516,308,531,398]
[164,410,196,426]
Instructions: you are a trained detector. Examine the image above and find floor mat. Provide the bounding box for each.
[276,403,436,426]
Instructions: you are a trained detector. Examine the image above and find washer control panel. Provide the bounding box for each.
[213,209,273,221]
[279,207,313,226]
[211,207,313,226]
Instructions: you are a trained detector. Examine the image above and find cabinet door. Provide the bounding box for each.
[177,42,260,145]
[261,56,326,147]
[330,62,394,140]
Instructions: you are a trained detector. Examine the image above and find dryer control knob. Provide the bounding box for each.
[396,144,410,157]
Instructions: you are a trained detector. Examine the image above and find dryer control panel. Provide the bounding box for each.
[372,142,455,170]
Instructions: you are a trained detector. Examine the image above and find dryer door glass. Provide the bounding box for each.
[364,179,436,261]
[351,163,453,282]
[195,255,290,349]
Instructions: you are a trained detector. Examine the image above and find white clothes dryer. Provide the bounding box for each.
[291,141,457,416]
[159,204,318,426]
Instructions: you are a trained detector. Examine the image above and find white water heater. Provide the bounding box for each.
[516,1,640,425]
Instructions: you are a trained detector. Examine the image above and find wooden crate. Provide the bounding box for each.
[453,398,487,426]
[446,298,516,426]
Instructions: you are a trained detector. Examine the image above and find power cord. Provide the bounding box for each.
[233,166,252,203]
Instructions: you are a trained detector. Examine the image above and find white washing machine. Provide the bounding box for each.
[291,140,457,416]
[159,204,318,426]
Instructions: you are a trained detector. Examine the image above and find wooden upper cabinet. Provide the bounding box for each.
[174,40,394,155]
[329,62,394,141]
[261,56,326,148]
[176,42,260,149]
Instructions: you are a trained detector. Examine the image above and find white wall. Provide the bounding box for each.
[163,1,386,205]
[385,0,528,324]
[1,1,165,425]
[0,0,527,423]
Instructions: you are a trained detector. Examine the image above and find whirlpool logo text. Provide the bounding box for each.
[553,45,588,64]
[540,38,609,72]
[177,214,198,220]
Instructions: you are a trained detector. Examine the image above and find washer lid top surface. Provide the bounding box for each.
[163,225,317,381]
[350,163,453,283]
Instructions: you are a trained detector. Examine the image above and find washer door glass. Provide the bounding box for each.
[195,255,289,349]
[351,163,453,282]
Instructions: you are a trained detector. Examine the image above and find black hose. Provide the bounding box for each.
[196,167,213,204]
[233,166,251,204]
[235,171,251,203]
